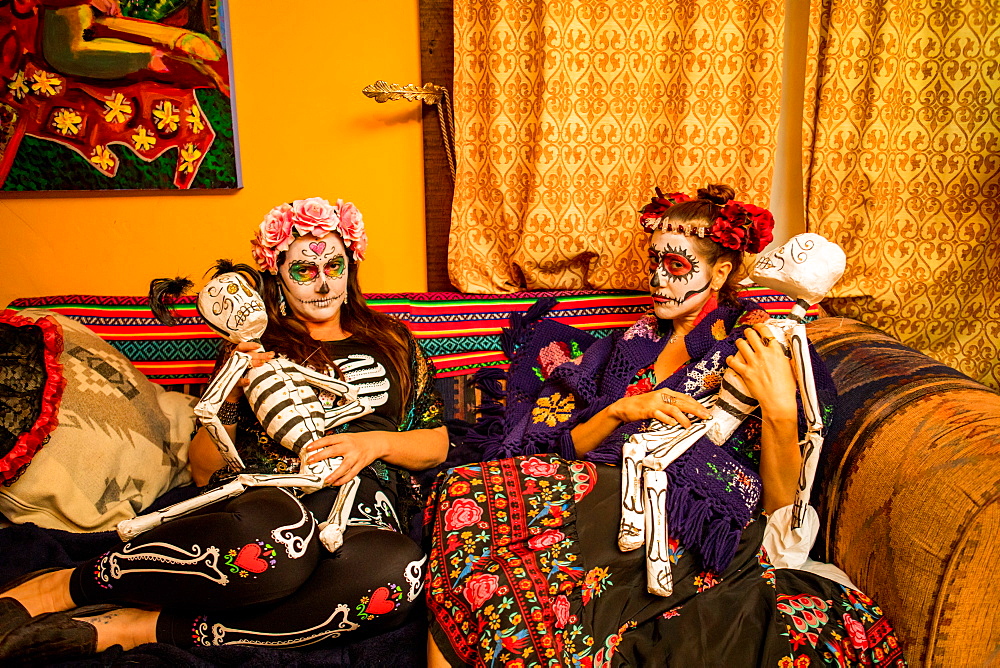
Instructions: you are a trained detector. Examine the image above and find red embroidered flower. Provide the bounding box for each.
[552,594,570,629]
[444,498,483,531]
[519,456,560,477]
[462,573,499,609]
[843,614,868,650]
[537,341,573,376]
[448,481,471,496]
[625,376,653,397]
[528,529,565,551]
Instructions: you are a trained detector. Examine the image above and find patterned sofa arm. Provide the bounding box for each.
[808,316,1000,667]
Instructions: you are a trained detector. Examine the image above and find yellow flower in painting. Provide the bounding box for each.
[90,145,116,172]
[185,104,204,132]
[7,71,28,99]
[52,108,82,136]
[531,392,575,427]
[711,319,727,341]
[103,92,133,124]
[178,143,202,173]
[132,126,156,151]
[153,101,179,132]
[30,70,62,96]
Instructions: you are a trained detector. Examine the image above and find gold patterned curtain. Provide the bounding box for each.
[448,1,786,293]
[803,0,1000,389]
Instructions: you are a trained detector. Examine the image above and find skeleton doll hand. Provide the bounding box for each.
[303,432,388,487]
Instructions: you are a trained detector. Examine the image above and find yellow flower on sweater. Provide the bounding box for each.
[531,393,575,427]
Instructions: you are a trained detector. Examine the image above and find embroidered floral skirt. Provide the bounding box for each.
[425,454,906,667]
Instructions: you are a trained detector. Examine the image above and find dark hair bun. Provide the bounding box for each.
[695,184,735,206]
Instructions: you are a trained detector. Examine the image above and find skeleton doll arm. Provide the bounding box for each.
[193,350,253,471]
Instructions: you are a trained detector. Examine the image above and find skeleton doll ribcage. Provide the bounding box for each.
[323,354,391,411]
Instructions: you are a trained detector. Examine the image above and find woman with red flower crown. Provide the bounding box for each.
[0,198,449,662]
[426,185,906,666]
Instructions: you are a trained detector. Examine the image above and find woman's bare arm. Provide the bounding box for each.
[304,426,449,487]
[727,324,801,514]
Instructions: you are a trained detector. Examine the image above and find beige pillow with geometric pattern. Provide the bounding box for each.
[0,310,193,532]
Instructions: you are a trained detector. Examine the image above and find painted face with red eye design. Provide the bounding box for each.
[647,231,716,321]
[278,233,349,323]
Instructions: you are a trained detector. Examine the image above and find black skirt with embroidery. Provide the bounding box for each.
[426,456,906,667]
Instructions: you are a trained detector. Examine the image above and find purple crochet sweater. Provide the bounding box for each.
[466,298,835,573]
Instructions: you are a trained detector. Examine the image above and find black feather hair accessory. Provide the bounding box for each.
[148,277,194,325]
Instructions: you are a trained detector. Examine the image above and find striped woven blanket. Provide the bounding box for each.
[5,287,816,384]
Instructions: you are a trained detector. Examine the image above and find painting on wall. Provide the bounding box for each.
[0,0,240,191]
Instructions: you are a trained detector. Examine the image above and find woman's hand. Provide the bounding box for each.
[609,389,710,429]
[225,343,274,402]
[727,323,801,513]
[726,324,797,419]
[303,432,389,487]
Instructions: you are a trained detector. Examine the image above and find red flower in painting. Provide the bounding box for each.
[528,529,565,551]
[843,614,868,650]
[462,573,499,609]
[444,498,483,531]
[552,594,571,629]
[519,456,559,478]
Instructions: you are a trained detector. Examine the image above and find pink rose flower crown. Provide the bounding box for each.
[251,197,369,273]
[638,187,774,255]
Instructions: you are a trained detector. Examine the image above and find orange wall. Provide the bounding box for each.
[0,0,427,310]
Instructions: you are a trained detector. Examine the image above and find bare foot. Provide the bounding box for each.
[76,607,159,652]
[4,569,75,617]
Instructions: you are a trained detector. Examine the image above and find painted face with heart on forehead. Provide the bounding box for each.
[278,233,349,322]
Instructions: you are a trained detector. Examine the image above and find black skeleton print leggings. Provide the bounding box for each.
[68,479,426,648]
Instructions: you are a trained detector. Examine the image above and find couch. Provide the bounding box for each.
[3,290,996,666]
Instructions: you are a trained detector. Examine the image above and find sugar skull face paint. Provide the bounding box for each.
[279,233,349,323]
[647,232,717,321]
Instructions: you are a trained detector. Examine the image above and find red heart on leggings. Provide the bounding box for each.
[365,587,395,615]
[234,543,269,574]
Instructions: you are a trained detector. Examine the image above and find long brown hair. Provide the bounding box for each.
[257,234,414,410]
[662,184,745,306]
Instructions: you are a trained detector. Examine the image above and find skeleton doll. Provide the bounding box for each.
[117,263,373,550]
[619,233,846,596]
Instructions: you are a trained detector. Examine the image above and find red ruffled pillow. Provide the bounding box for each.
[0,312,65,484]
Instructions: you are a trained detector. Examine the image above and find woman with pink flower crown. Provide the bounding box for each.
[0,198,449,662]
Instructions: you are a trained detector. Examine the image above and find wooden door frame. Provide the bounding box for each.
[419,0,456,292]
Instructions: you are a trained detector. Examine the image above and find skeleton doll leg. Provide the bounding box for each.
[619,436,649,552]
[644,470,672,596]
[117,473,327,541]
[787,323,824,529]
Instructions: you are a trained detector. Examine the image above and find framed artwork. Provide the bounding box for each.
[0,0,240,191]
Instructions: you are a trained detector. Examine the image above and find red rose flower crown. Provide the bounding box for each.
[639,187,775,254]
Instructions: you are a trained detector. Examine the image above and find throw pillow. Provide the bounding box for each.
[0,309,194,532]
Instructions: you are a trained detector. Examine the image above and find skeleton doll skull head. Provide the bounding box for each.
[198,272,268,343]
[751,233,847,306]
[278,233,349,323]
